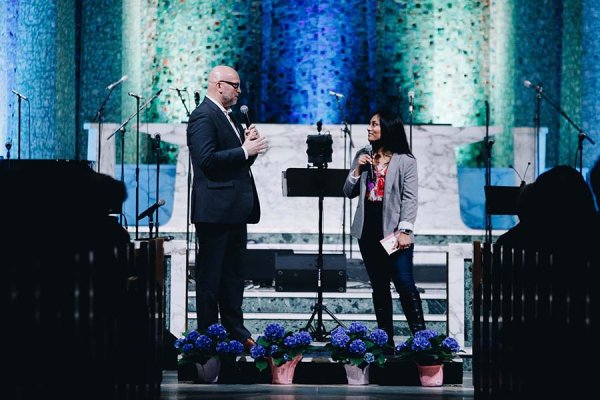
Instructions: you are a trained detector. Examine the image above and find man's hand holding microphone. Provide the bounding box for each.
[240,105,268,156]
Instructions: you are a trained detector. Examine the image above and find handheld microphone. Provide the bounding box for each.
[240,105,251,129]
[364,144,374,181]
[137,199,165,221]
[128,91,143,99]
[523,80,542,92]
[194,91,200,107]
[328,90,344,98]
[11,89,29,101]
[106,75,128,91]
[408,90,414,114]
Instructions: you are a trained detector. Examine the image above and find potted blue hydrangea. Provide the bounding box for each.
[173,323,244,383]
[394,329,462,386]
[249,323,312,384]
[395,329,461,365]
[325,322,389,369]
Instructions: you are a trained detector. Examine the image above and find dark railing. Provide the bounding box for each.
[6,240,164,400]
[472,241,594,399]
[2,160,164,400]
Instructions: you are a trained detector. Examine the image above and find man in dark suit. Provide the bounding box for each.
[186,65,268,350]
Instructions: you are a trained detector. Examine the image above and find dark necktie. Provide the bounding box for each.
[226,110,244,143]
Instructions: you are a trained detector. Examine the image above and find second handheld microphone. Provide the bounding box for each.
[365,144,374,181]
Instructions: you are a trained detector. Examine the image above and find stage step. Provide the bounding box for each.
[184,245,449,338]
[186,282,447,339]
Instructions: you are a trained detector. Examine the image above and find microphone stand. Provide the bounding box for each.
[534,89,541,178]
[93,86,117,172]
[147,212,155,239]
[172,88,194,300]
[408,105,413,150]
[17,95,22,160]
[134,95,141,240]
[119,127,125,225]
[484,101,493,244]
[153,133,162,238]
[334,96,354,257]
[107,89,162,235]
[532,85,595,174]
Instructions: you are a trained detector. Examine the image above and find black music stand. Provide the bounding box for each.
[282,167,349,341]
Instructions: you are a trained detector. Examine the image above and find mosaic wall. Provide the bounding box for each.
[1,0,599,168]
[580,0,600,168]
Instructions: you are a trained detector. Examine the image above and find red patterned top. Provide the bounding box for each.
[366,165,387,201]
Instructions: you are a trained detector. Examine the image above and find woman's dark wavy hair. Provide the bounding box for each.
[371,109,413,156]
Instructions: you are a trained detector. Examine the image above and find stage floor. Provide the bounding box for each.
[160,369,474,399]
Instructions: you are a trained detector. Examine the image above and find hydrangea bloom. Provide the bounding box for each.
[250,344,266,359]
[395,329,463,365]
[325,322,389,369]
[369,329,389,347]
[264,323,286,341]
[442,337,461,353]
[215,341,229,354]
[348,339,367,356]
[228,340,244,355]
[250,323,313,372]
[173,323,243,365]
[331,332,351,348]
[195,335,213,352]
[347,322,369,337]
[207,323,228,340]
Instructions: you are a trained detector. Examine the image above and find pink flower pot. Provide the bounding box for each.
[269,354,302,384]
[195,357,221,384]
[344,364,370,385]
[416,363,444,387]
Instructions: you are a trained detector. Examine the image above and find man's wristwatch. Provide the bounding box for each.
[399,229,412,235]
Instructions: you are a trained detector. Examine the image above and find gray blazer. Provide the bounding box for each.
[343,148,418,241]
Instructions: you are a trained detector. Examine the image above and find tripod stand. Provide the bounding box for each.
[283,167,349,341]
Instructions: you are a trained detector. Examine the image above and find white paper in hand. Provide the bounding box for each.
[380,233,399,255]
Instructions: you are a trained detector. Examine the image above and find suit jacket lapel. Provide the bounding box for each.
[229,113,245,143]
[385,154,400,199]
[205,99,244,144]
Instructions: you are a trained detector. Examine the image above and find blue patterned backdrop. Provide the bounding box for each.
[1,0,600,169]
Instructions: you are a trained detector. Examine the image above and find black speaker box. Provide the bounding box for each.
[243,249,294,285]
[274,253,346,292]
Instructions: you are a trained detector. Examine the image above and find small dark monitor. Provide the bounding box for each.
[306,133,332,166]
[485,185,522,215]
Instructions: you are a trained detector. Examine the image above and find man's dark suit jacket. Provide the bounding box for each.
[186,98,260,224]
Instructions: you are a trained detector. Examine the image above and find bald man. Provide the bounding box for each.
[186,65,268,350]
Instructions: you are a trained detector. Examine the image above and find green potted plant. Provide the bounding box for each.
[249,323,313,384]
[324,322,390,384]
[173,323,244,383]
[395,329,462,386]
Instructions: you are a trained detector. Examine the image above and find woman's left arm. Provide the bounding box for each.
[395,157,418,249]
[399,157,418,228]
